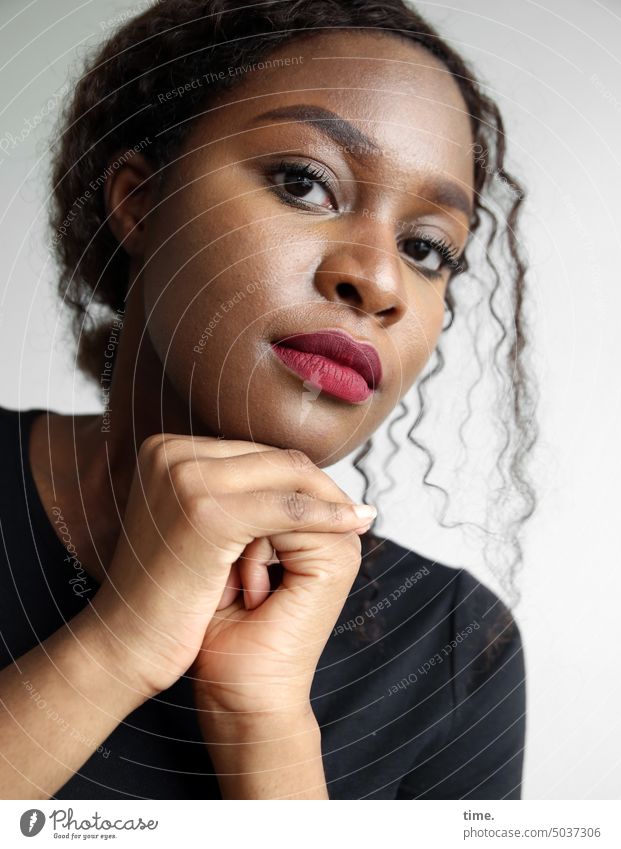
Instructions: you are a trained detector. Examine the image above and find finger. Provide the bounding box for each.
[238,537,274,609]
[145,433,281,461]
[216,561,242,610]
[214,491,376,538]
[168,449,357,507]
[267,530,361,575]
[205,449,355,504]
[249,531,361,625]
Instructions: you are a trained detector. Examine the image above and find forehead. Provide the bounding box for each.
[209,30,474,195]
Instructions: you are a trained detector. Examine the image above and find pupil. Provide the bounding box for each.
[413,239,429,259]
[287,175,312,197]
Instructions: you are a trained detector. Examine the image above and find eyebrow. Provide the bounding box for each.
[251,104,381,162]
[419,176,473,220]
[250,103,473,220]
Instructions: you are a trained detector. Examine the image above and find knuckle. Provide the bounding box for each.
[138,433,165,463]
[248,488,272,507]
[169,460,194,491]
[283,490,309,521]
[138,433,177,476]
[184,494,215,525]
[330,501,345,523]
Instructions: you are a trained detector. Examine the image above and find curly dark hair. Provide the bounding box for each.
[47,0,538,659]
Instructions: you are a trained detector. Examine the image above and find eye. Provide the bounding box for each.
[266,159,337,210]
[400,235,462,277]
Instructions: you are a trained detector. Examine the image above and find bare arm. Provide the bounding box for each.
[201,708,329,800]
[0,605,147,799]
[0,436,363,800]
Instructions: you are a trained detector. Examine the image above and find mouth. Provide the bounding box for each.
[270,328,383,405]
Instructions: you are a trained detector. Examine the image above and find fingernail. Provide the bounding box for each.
[353,504,377,521]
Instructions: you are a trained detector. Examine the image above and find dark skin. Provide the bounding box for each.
[11,29,478,800]
[30,30,474,589]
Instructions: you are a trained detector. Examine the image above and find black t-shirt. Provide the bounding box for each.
[0,405,526,800]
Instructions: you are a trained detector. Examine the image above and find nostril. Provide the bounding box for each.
[336,281,362,301]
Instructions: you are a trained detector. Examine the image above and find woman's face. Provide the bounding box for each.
[140,31,474,467]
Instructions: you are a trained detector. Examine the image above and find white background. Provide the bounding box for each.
[0,0,619,799]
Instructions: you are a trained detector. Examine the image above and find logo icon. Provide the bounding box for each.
[20,809,45,837]
[299,375,322,424]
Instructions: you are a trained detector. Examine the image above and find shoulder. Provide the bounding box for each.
[0,404,42,446]
[0,403,19,437]
[364,532,521,620]
[0,404,41,475]
[0,404,26,480]
[376,537,527,798]
[0,405,50,518]
[364,533,525,717]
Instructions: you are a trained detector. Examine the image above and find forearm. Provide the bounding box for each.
[201,708,329,799]
[0,605,148,799]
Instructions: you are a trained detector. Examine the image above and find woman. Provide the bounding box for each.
[0,0,536,799]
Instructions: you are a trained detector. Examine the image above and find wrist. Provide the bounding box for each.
[197,699,319,741]
[72,603,152,711]
[199,705,327,800]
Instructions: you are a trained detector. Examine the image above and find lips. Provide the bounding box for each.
[270,328,383,404]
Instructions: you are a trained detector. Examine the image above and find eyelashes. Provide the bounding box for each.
[400,234,463,276]
[265,159,337,210]
[264,158,465,278]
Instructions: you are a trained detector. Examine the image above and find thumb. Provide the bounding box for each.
[263,530,361,627]
[215,561,241,610]
[237,536,280,609]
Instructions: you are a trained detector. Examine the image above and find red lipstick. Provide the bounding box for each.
[271,329,382,404]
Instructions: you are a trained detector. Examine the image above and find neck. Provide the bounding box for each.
[80,273,191,482]
[31,269,205,583]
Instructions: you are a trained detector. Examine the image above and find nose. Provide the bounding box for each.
[312,229,408,326]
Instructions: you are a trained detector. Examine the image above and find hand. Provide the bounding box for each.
[90,434,374,699]
[189,449,376,724]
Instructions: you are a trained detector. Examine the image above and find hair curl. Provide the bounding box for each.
[48,0,538,659]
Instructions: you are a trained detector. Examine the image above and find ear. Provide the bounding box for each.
[103,151,156,257]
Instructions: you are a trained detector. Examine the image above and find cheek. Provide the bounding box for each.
[142,262,267,403]
[396,283,447,380]
[141,199,244,342]
[142,171,329,354]
[140,189,319,398]
[420,295,447,355]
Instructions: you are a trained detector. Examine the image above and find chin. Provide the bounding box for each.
[191,380,370,465]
